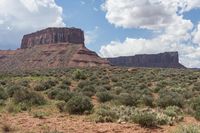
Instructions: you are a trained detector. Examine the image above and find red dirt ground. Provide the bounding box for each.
[0,112,199,133]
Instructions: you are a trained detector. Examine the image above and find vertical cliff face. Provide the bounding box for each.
[21,27,85,49]
[107,52,185,68]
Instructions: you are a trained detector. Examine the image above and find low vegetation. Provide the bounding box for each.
[0,67,200,130]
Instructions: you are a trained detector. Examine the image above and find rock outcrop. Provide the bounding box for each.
[0,27,110,71]
[107,52,185,68]
[21,27,84,49]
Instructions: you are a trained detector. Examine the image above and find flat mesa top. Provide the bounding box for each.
[21,27,85,49]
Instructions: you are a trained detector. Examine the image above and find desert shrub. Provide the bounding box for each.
[57,84,70,90]
[132,112,157,127]
[111,106,135,123]
[6,102,22,113]
[118,93,137,106]
[6,85,21,97]
[76,86,96,97]
[93,105,118,123]
[153,87,161,93]
[55,90,74,102]
[111,77,118,82]
[48,89,74,102]
[192,97,200,111]
[174,125,200,133]
[164,106,182,117]
[96,91,113,103]
[13,88,46,106]
[56,101,66,112]
[142,94,154,107]
[33,111,49,119]
[77,81,92,88]
[157,91,184,108]
[112,87,124,95]
[191,97,200,121]
[156,113,171,125]
[0,80,6,86]
[34,82,50,91]
[62,79,71,86]
[73,69,87,80]
[103,84,112,90]
[65,95,93,114]
[18,80,29,87]
[193,82,200,91]
[194,110,200,121]
[0,88,8,100]
[34,79,58,91]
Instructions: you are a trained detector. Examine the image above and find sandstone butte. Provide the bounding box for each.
[0,27,110,72]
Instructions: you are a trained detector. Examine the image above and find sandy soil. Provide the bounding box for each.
[0,112,199,133]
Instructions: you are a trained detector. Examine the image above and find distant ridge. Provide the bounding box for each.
[107,52,185,68]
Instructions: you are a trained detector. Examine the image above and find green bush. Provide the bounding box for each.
[57,84,70,90]
[18,80,29,87]
[194,110,200,121]
[34,79,57,91]
[76,86,96,97]
[164,106,181,117]
[93,106,118,123]
[118,93,137,106]
[33,111,49,119]
[192,97,200,111]
[6,85,21,97]
[157,91,184,108]
[0,88,8,100]
[13,88,46,106]
[55,90,74,102]
[77,81,91,88]
[48,89,74,102]
[96,91,113,103]
[132,112,157,127]
[191,97,200,121]
[174,125,200,133]
[34,82,50,91]
[62,79,71,86]
[65,95,93,114]
[56,101,66,112]
[142,94,154,107]
[73,69,87,80]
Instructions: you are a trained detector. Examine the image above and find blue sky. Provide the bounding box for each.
[0,0,200,68]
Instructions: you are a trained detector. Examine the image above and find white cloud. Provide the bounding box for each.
[85,26,99,45]
[101,0,175,30]
[0,0,65,49]
[193,23,200,46]
[100,0,200,68]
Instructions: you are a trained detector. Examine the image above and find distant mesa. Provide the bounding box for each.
[107,52,185,68]
[0,27,110,71]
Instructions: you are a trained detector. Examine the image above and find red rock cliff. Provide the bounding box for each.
[21,27,85,49]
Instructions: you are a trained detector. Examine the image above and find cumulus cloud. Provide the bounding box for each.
[193,23,200,46]
[0,0,65,49]
[100,0,200,68]
[85,26,99,45]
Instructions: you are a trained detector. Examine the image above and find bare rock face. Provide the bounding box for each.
[107,52,185,68]
[21,27,85,49]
